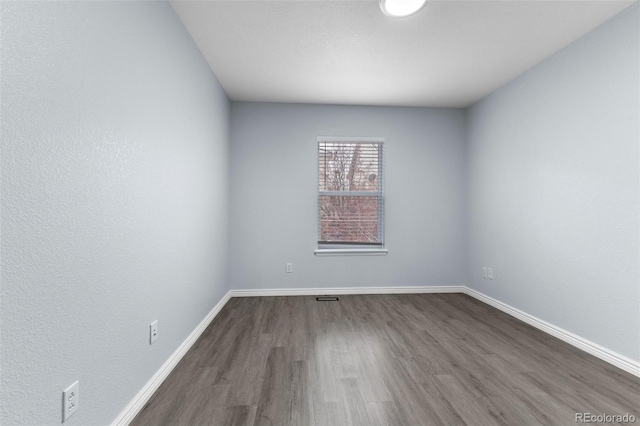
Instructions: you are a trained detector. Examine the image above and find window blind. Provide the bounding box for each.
[318,138,384,247]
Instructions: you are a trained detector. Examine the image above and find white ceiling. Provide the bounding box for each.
[170,0,635,108]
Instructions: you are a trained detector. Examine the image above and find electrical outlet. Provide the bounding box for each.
[286,263,293,273]
[62,381,79,422]
[488,268,494,280]
[482,267,488,278]
[150,320,158,344]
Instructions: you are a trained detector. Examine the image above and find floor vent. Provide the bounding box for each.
[316,296,339,302]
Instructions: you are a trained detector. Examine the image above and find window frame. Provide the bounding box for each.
[315,136,388,256]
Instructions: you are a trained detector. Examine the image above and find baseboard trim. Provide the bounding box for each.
[111,290,233,426]
[114,284,639,425]
[463,287,640,378]
[230,285,465,297]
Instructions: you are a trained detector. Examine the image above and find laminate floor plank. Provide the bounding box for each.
[432,374,502,426]
[132,294,639,426]
[313,401,350,426]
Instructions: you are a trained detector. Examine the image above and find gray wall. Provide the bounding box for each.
[1,2,230,424]
[466,3,639,361]
[229,103,466,290]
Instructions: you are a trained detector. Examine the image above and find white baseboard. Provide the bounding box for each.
[114,284,639,425]
[111,290,233,426]
[463,287,640,378]
[230,285,465,297]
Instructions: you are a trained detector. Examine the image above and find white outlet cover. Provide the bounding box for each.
[150,320,158,344]
[62,381,79,422]
[482,267,488,278]
[488,268,494,279]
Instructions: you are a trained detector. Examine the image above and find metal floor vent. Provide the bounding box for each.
[316,296,339,302]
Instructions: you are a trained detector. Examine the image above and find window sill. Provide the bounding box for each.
[314,248,388,257]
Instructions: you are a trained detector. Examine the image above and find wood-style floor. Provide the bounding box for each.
[132,294,640,426]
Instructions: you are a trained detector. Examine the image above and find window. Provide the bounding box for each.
[316,137,386,255]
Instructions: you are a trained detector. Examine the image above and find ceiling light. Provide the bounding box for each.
[380,0,427,17]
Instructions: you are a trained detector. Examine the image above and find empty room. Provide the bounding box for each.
[1,0,639,425]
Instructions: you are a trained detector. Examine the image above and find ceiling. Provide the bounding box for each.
[170,0,635,108]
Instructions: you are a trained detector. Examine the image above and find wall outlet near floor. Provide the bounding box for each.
[286,263,293,273]
[62,381,79,422]
[482,267,488,278]
[150,320,158,344]
[488,268,494,280]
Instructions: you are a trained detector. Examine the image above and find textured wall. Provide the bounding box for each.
[229,103,466,290]
[466,3,639,361]
[1,2,230,424]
